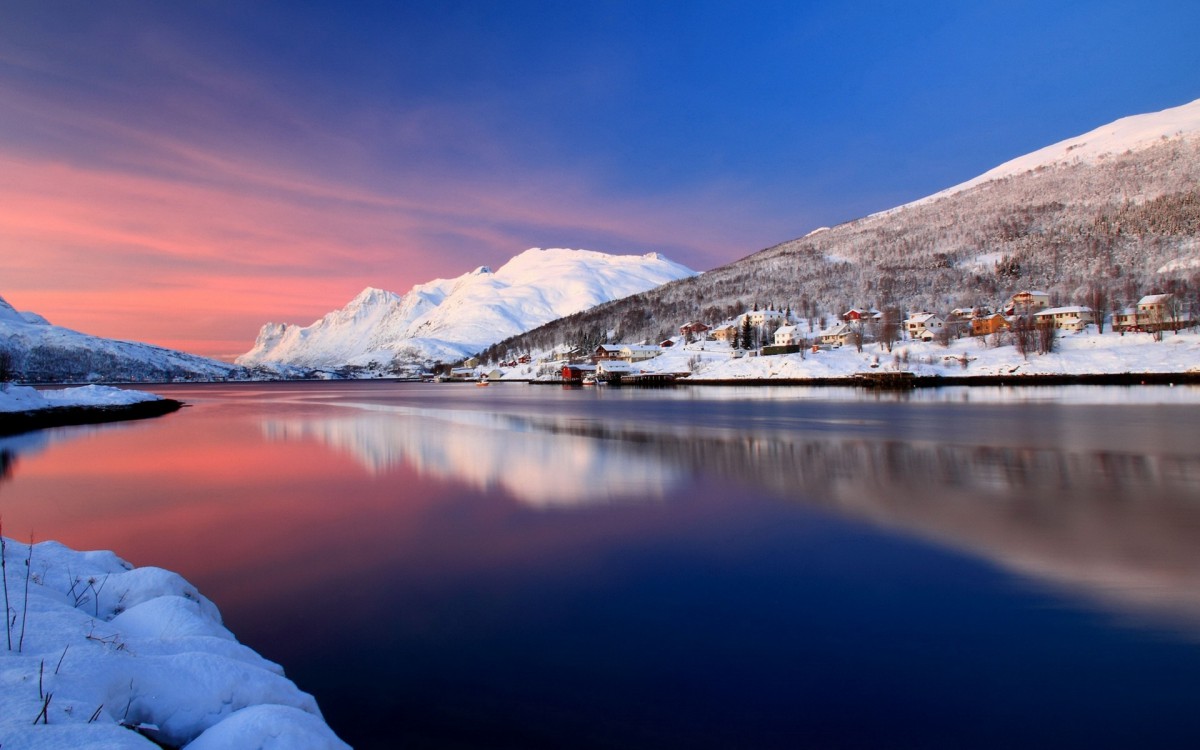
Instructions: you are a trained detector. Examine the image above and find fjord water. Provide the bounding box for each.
[3,382,1200,748]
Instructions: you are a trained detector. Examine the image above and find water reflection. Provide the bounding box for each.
[262,409,682,507]
[263,396,1200,630]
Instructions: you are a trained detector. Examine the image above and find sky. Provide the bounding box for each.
[1,0,1198,360]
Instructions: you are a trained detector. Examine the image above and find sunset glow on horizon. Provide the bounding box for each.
[2,1,1197,359]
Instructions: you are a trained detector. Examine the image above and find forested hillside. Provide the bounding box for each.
[481,133,1200,363]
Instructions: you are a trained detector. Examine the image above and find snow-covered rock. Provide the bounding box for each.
[237,247,697,369]
[0,538,348,749]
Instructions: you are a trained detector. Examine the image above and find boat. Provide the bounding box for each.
[476,375,490,387]
[582,375,596,386]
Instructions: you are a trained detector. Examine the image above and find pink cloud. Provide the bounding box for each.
[0,99,796,359]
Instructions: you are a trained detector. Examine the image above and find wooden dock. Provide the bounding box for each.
[853,371,916,389]
[617,373,677,387]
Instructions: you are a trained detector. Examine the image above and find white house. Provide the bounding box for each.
[710,324,738,343]
[1034,306,1096,332]
[619,344,662,362]
[742,309,788,327]
[818,323,859,347]
[1005,290,1051,314]
[596,360,634,379]
[904,312,944,341]
[774,325,803,346]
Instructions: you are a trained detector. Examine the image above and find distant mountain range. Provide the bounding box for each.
[236,248,697,371]
[487,98,1200,360]
[0,295,240,383]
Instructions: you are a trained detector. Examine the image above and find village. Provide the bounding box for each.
[435,290,1197,384]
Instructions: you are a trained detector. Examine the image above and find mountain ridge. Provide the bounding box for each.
[236,247,698,370]
[0,294,243,383]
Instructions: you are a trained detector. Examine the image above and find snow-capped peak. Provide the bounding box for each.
[348,287,400,307]
[898,97,1200,212]
[237,248,697,369]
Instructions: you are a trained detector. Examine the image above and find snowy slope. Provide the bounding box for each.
[0,295,240,383]
[905,97,1200,209]
[238,248,697,369]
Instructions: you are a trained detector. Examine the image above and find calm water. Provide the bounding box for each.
[3,381,1200,748]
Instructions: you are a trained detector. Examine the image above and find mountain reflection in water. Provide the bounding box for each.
[262,393,1200,631]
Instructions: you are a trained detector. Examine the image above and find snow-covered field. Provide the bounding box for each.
[500,329,1200,382]
[0,538,348,749]
[0,384,165,413]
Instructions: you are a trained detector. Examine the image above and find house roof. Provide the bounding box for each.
[905,312,940,324]
[1036,306,1091,316]
[1138,293,1173,305]
[819,323,851,336]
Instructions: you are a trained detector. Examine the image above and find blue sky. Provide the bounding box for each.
[1,0,1197,356]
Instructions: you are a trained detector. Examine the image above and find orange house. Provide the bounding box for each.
[970,313,1010,337]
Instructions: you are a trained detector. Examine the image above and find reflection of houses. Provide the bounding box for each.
[970,313,1009,337]
[710,324,738,344]
[904,312,944,341]
[1034,306,1095,332]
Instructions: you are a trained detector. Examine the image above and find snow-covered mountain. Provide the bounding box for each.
[0,295,240,382]
[900,97,1200,211]
[237,248,697,369]
[491,97,1200,357]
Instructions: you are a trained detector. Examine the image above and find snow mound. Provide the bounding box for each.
[0,538,348,749]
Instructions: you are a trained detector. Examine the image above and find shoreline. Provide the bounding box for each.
[520,371,1200,388]
[682,371,1200,387]
[0,399,185,437]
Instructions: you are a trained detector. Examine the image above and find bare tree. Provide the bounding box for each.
[1036,318,1057,354]
[879,308,901,353]
[1012,316,1034,359]
[1085,284,1109,334]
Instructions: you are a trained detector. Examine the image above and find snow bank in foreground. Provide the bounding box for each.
[0,384,163,413]
[0,538,348,749]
